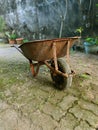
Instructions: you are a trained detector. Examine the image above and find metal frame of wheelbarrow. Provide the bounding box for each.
[29,42,70,77]
[14,40,73,77]
[13,37,79,90]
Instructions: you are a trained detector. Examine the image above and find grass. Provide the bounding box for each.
[0,58,34,103]
[0,57,52,109]
[0,60,29,89]
[0,44,98,107]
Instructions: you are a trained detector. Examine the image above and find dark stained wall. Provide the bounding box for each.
[0,0,97,40]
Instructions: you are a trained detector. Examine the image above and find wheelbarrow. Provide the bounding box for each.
[14,37,79,90]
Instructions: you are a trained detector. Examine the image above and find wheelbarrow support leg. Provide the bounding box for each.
[66,40,70,63]
[29,60,44,77]
[53,42,58,70]
[29,60,40,77]
[29,60,36,76]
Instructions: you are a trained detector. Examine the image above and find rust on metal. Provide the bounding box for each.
[44,61,68,78]
[29,60,44,77]
[66,40,70,63]
[19,37,79,62]
[52,42,58,71]
[18,37,79,77]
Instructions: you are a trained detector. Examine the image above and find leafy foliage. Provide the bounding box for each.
[96,4,98,7]
[0,16,5,32]
[75,27,83,37]
[5,30,17,40]
[85,37,98,45]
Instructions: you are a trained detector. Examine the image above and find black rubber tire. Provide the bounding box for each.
[50,58,72,90]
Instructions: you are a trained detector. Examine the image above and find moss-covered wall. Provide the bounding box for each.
[0,0,97,40]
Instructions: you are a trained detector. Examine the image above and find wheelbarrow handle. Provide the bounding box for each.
[13,44,23,55]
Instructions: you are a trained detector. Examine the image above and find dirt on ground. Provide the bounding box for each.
[0,43,98,130]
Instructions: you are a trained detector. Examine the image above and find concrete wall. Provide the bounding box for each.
[0,0,96,40]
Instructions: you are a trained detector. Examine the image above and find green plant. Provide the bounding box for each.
[79,73,90,79]
[85,37,98,45]
[96,4,98,7]
[76,27,83,37]
[75,27,83,44]
[10,34,17,40]
[5,30,17,40]
[96,37,98,45]
[0,16,5,32]
[23,39,29,43]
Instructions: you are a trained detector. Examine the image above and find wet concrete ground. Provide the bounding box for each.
[0,44,98,130]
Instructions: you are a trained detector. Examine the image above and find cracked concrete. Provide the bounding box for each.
[0,43,98,130]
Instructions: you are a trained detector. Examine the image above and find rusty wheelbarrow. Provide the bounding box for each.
[14,37,79,90]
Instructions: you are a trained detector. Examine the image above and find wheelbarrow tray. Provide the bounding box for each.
[19,37,78,61]
[14,37,79,90]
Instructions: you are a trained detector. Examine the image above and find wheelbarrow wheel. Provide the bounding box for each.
[50,58,72,90]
